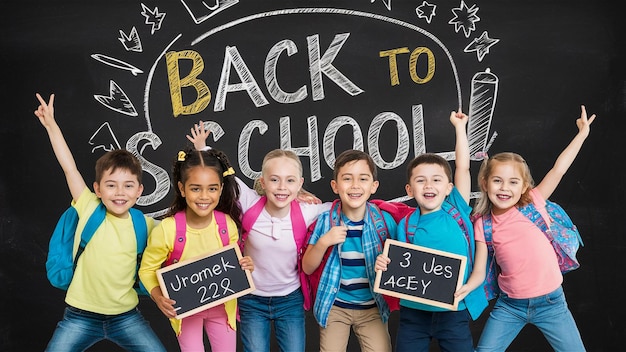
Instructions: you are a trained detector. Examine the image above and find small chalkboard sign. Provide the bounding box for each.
[374,239,467,310]
[157,244,255,319]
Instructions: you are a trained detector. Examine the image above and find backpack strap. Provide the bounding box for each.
[483,213,494,249]
[129,207,148,294]
[444,202,474,266]
[165,210,230,267]
[481,213,501,300]
[164,210,187,266]
[75,203,107,265]
[214,210,230,246]
[240,196,307,253]
[517,202,561,250]
[240,197,267,252]
[366,203,391,252]
[290,201,307,252]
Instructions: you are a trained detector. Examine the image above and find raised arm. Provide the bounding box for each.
[535,105,596,200]
[450,110,471,203]
[34,93,86,201]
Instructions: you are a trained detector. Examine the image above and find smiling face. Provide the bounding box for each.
[93,167,143,218]
[331,159,379,220]
[406,163,453,215]
[178,166,223,227]
[259,156,304,217]
[482,160,529,215]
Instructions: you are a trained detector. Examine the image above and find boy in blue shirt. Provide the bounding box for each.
[376,110,488,352]
[302,150,397,352]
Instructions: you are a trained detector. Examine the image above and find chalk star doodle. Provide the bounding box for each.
[119,26,142,52]
[415,1,436,24]
[94,80,139,117]
[449,0,480,38]
[141,3,166,34]
[89,122,121,153]
[181,0,240,25]
[370,0,392,11]
[464,31,499,61]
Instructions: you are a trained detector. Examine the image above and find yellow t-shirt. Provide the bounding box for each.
[138,211,239,334]
[65,188,154,315]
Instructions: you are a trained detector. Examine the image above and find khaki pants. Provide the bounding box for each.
[319,306,391,352]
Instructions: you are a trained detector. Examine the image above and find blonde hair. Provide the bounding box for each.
[473,152,535,215]
[261,149,303,176]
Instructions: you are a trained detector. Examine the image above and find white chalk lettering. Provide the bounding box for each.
[422,257,453,278]
[383,275,432,294]
[168,256,235,292]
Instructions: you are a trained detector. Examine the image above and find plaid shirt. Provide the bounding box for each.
[308,201,394,327]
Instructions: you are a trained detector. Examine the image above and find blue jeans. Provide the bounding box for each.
[476,286,585,352]
[238,288,305,352]
[45,306,165,352]
[395,306,473,352]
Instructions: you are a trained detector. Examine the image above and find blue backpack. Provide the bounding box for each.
[45,203,149,295]
[482,199,584,300]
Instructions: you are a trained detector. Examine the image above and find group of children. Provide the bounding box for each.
[34,92,595,352]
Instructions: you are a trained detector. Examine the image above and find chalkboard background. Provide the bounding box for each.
[0,0,623,351]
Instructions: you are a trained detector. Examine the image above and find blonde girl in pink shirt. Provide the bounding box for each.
[472,106,595,352]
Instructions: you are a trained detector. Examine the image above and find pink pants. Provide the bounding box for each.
[177,304,236,352]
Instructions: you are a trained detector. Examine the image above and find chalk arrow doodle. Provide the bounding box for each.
[141,3,166,34]
[91,54,144,76]
[416,1,437,24]
[449,0,480,38]
[370,0,392,11]
[181,0,239,25]
[89,122,122,153]
[119,26,142,52]
[94,80,139,117]
[464,31,499,62]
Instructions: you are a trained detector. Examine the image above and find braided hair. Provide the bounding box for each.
[167,147,242,231]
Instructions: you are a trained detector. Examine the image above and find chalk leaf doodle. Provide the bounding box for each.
[93,80,139,117]
[416,1,437,24]
[89,122,121,153]
[91,54,144,76]
[464,31,500,62]
[141,3,166,35]
[119,26,143,52]
[181,0,240,24]
[449,0,480,38]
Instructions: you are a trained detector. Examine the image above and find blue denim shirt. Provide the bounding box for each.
[308,201,396,327]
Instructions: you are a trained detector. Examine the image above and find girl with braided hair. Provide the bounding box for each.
[139,147,254,352]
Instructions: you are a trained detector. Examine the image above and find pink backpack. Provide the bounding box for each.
[240,197,310,309]
[163,210,230,266]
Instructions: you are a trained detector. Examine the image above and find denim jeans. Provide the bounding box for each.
[476,286,585,352]
[395,306,473,352]
[45,306,165,352]
[238,288,305,352]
